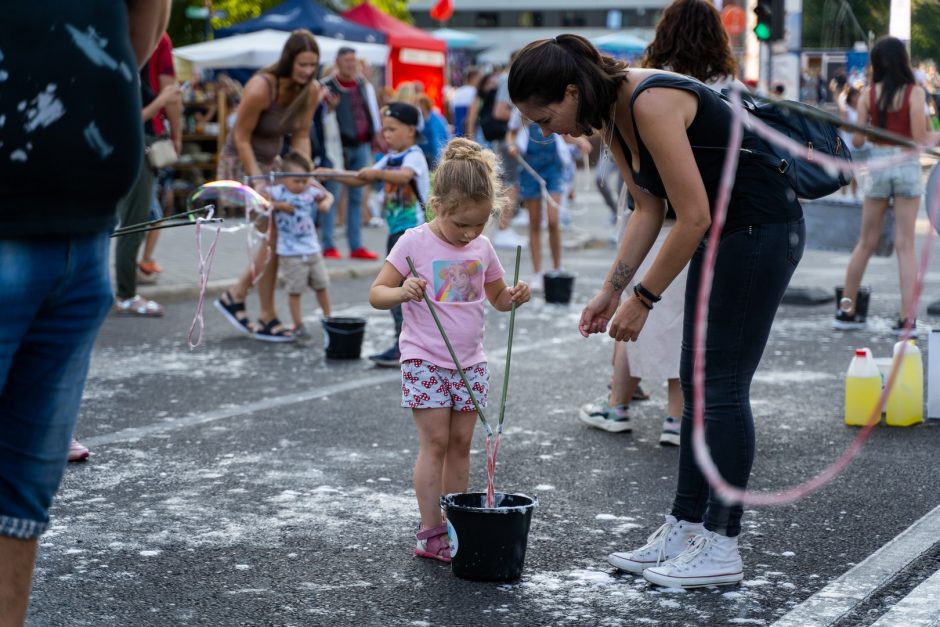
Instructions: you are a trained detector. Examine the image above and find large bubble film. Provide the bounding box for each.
[187,180,270,218]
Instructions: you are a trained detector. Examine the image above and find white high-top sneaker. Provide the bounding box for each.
[607,515,704,574]
[643,529,744,588]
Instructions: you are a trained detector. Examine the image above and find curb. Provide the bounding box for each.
[138,261,384,304]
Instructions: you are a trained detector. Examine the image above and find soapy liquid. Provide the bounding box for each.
[845,377,882,426]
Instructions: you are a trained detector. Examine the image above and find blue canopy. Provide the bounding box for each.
[217,0,386,44]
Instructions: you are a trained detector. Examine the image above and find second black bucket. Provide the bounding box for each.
[543,271,575,304]
[441,492,538,582]
[321,317,366,359]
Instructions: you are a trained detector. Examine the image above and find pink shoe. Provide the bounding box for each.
[68,438,89,462]
[415,524,451,563]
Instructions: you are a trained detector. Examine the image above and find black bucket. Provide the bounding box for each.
[543,271,575,304]
[441,492,538,582]
[835,286,871,318]
[321,317,366,359]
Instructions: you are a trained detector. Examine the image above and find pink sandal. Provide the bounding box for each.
[415,524,451,563]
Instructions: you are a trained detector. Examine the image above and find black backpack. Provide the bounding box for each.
[729,94,854,199]
[478,88,508,142]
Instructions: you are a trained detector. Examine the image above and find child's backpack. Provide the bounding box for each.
[730,94,854,199]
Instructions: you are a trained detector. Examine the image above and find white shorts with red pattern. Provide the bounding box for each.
[401,359,489,411]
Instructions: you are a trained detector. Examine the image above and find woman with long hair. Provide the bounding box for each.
[214,29,323,342]
[835,36,928,335]
[509,30,804,588]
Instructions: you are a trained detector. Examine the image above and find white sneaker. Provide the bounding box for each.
[530,273,544,292]
[608,515,704,573]
[511,211,529,227]
[367,216,385,228]
[492,227,528,250]
[643,529,744,588]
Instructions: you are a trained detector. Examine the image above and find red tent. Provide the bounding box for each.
[343,3,447,109]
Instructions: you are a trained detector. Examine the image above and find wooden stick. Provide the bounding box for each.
[497,246,522,433]
[405,256,492,436]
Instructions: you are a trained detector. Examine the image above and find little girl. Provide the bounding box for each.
[369,137,531,563]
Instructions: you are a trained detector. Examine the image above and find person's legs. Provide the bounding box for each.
[610,341,640,407]
[114,161,154,300]
[412,407,452,530]
[840,197,889,313]
[314,288,331,319]
[320,179,340,252]
[0,233,112,624]
[442,410,478,496]
[672,219,804,538]
[525,199,542,274]
[287,293,302,330]
[256,223,280,324]
[345,143,372,253]
[139,180,163,272]
[892,196,921,319]
[546,194,562,270]
[666,378,683,418]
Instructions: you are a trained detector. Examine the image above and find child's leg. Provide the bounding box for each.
[442,409,478,496]
[525,199,542,273]
[413,408,452,530]
[667,378,683,418]
[546,193,562,270]
[288,293,303,329]
[314,288,331,319]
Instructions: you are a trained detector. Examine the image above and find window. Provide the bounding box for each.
[475,12,499,27]
[562,11,586,27]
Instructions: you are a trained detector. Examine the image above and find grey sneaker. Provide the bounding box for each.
[659,416,681,446]
[579,401,631,433]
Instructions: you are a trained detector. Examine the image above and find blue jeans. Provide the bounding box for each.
[672,219,805,537]
[0,232,113,539]
[321,142,372,252]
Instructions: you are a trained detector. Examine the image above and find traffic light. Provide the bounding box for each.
[753,0,785,42]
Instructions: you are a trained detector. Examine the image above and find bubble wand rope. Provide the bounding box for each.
[187,206,222,349]
[691,88,940,507]
[111,207,216,237]
[405,256,493,438]
[485,245,523,508]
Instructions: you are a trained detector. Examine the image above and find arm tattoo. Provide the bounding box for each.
[608,261,634,291]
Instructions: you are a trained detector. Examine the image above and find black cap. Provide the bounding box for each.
[383,102,421,127]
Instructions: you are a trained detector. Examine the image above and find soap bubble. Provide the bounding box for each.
[187,180,270,219]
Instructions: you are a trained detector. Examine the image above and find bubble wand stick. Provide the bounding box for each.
[486,244,522,508]
[405,256,493,438]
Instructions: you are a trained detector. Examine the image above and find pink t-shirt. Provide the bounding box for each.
[387,223,505,368]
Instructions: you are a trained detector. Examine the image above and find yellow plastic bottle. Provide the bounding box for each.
[886,340,924,427]
[844,348,882,427]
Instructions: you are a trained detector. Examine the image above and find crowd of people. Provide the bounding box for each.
[5,1,940,621]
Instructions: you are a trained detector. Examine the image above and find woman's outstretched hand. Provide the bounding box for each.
[579,289,620,337]
[607,296,650,343]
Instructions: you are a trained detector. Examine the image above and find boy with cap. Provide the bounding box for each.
[326,102,430,366]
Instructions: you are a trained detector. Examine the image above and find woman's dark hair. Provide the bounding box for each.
[262,29,320,130]
[869,35,916,128]
[642,0,737,82]
[508,34,629,134]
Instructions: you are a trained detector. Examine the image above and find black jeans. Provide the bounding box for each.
[671,218,805,537]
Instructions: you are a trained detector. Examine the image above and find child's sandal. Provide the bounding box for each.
[415,524,451,563]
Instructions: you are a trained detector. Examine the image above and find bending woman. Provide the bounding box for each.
[509,34,804,588]
[214,29,322,342]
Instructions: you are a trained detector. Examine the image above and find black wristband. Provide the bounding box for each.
[633,289,653,310]
[634,282,661,303]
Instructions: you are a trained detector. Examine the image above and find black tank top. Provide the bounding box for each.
[614,73,801,233]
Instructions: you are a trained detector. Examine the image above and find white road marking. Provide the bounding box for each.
[82,335,581,448]
[772,503,940,626]
[869,567,940,627]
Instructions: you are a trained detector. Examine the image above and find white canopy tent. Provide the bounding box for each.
[173,29,389,72]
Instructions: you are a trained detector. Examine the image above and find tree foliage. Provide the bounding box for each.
[802,0,940,62]
[167,0,413,45]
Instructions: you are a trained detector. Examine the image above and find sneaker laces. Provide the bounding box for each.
[671,534,709,567]
[636,520,675,566]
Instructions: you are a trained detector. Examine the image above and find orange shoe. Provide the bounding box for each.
[322,247,343,260]
[138,260,163,275]
[349,247,378,260]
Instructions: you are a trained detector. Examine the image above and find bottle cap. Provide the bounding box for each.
[855,349,867,357]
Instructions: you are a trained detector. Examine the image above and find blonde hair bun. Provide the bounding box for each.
[431,138,506,217]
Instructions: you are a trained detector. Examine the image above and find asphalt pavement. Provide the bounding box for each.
[29,173,940,626]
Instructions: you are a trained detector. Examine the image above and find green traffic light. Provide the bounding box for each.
[754,22,771,41]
